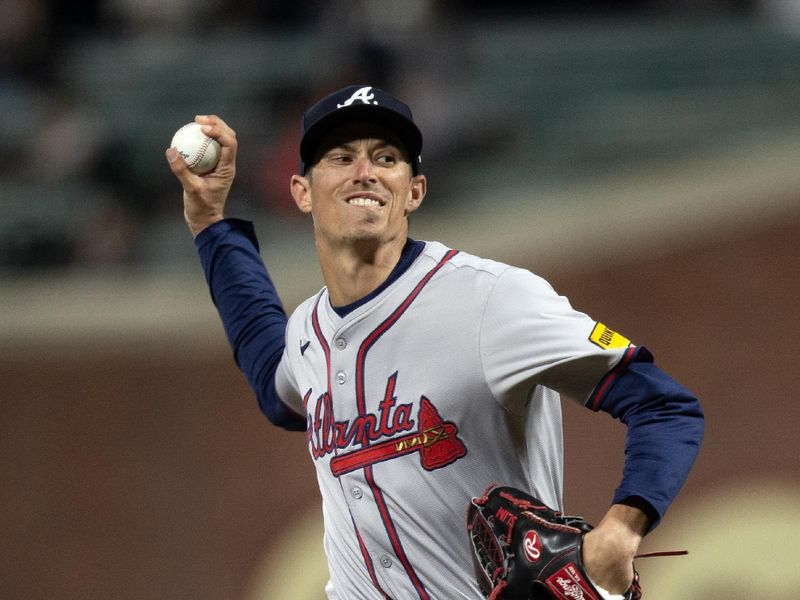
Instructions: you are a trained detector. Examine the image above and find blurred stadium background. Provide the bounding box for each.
[2,1,799,599]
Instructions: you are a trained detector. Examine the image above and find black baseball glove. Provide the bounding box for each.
[466,485,642,600]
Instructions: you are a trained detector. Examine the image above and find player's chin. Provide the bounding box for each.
[347,205,385,224]
[344,216,386,235]
[341,229,383,245]
[341,223,401,246]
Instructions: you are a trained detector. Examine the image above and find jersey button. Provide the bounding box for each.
[350,487,363,499]
[380,555,392,568]
[335,372,347,385]
[335,338,347,350]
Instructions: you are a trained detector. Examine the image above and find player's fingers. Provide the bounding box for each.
[195,114,237,165]
[165,146,197,186]
[195,113,230,128]
[166,146,214,208]
[195,114,236,146]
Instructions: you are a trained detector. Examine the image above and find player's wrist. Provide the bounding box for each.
[582,508,645,595]
[602,502,650,541]
[185,211,224,238]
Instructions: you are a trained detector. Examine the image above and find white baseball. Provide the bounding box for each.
[170,122,221,175]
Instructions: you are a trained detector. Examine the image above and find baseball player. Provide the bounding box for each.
[166,85,704,600]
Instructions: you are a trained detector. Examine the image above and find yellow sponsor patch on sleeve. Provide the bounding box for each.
[589,322,631,350]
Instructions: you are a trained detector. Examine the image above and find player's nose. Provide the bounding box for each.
[353,155,378,183]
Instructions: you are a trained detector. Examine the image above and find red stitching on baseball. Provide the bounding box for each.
[190,134,212,169]
[174,123,213,169]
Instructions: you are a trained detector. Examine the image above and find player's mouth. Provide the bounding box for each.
[345,193,385,207]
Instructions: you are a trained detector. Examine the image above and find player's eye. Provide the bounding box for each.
[375,153,397,166]
[328,153,354,164]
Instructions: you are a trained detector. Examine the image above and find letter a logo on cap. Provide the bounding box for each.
[337,86,378,108]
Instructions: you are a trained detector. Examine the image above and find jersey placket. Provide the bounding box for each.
[316,303,410,598]
[333,249,460,600]
[312,297,394,599]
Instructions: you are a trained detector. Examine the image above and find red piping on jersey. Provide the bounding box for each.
[354,249,459,421]
[311,295,333,394]
[354,518,391,600]
[587,345,637,411]
[311,294,392,600]
[353,249,459,600]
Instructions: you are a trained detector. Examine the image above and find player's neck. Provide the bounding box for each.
[316,234,406,307]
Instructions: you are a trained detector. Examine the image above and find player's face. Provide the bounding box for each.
[290,122,426,250]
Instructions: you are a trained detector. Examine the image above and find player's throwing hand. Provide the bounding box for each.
[166,115,237,237]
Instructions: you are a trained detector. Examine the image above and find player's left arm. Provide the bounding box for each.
[589,347,705,526]
[583,347,704,594]
[477,268,703,595]
[167,116,305,431]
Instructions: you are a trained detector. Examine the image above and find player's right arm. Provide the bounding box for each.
[194,220,305,431]
[166,116,305,431]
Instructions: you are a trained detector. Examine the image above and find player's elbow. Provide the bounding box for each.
[257,379,307,432]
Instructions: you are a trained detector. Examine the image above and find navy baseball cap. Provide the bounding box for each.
[299,85,423,175]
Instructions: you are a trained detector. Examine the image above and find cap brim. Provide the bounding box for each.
[300,104,422,170]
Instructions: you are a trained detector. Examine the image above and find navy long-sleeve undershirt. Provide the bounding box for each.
[591,347,704,528]
[196,219,305,430]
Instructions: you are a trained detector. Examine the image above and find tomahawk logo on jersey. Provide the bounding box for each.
[304,372,468,474]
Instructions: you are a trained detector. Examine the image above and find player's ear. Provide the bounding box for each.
[405,174,426,215]
[291,174,313,214]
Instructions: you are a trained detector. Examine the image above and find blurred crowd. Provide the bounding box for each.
[0,0,471,269]
[0,0,776,271]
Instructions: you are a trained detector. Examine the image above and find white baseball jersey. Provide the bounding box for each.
[274,241,629,600]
